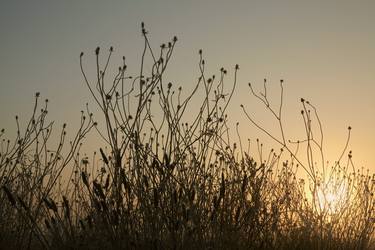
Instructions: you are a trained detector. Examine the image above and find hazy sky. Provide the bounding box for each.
[1,0,374,172]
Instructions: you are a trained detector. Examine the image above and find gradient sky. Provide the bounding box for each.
[1,0,374,172]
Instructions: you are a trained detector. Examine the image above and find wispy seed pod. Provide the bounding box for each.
[104,174,110,190]
[213,195,220,211]
[120,168,131,192]
[143,175,149,190]
[43,197,58,213]
[99,148,109,165]
[81,171,89,187]
[62,196,70,219]
[164,153,170,167]
[93,181,105,200]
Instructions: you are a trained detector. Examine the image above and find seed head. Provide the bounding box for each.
[95,47,100,55]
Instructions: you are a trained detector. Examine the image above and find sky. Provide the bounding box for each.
[0,0,374,173]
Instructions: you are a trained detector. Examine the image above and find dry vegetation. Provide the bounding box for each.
[0,24,374,250]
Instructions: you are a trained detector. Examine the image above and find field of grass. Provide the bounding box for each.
[0,24,373,249]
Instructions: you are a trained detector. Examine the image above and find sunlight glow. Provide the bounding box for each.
[316,182,348,215]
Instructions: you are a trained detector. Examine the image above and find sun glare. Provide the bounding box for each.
[316,182,348,214]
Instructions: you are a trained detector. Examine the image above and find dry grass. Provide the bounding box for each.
[0,24,373,250]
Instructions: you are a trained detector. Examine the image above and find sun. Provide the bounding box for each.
[316,182,348,214]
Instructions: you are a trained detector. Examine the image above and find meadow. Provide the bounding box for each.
[0,24,373,250]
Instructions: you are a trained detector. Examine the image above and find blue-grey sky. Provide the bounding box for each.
[1,0,374,171]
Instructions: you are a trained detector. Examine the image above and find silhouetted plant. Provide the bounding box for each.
[0,93,95,249]
[0,23,373,250]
